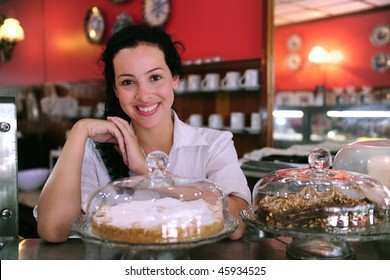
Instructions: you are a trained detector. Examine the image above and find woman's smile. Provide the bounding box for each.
[136,102,159,114]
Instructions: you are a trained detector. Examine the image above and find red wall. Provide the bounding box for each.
[0,0,262,86]
[275,9,390,91]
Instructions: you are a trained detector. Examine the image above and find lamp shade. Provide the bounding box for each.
[0,18,24,41]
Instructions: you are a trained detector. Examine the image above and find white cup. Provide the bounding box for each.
[94,102,105,118]
[250,112,261,131]
[221,71,241,90]
[175,79,186,93]
[230,112,245,130]
[187,74,202,92]
[208,114,224,129]
[200,73,220,91]
[188,114,203,127]
[240,69,259,89]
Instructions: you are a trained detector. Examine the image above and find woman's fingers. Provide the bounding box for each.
[107,117,147,174]
[107,117,133,138]
[82,118,127,162]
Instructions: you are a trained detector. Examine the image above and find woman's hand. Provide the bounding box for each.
[106,117,148,175]
[226,195,248,240]
[75,117,147,175]
[78,118,124,145]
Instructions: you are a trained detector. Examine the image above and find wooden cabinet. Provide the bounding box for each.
[173,58,267,158]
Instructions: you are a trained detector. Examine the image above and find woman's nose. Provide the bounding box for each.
[135,84,153,101]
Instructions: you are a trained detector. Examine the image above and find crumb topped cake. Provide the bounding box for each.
[91,197,225,243]
[255,186,373,229]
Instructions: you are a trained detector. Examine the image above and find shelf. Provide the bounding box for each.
[182,58,261,73]
[173,58,264,158]
[275,104,390,111]
[176,87,260,96]
[196,126,261,135]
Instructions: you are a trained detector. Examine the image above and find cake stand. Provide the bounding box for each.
[72,213,238,260]
[242,148,390,260]
[241,206,390,260]
[75,151,238,259]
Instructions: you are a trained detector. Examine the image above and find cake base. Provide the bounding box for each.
[286,237,355,260]
[92,219,225,243]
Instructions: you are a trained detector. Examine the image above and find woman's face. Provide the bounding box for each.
[113,44,179,129]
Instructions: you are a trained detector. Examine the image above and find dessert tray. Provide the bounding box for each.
[72,213,238,251]
[241,148,390,260]
[241,206,390,260]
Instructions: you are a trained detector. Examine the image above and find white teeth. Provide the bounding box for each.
[137,103,158,112]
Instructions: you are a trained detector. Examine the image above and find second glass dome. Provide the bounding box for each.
[251,148,390,232]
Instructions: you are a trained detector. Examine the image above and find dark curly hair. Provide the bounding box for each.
[95,24,184,179]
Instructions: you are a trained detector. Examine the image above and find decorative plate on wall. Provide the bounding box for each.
[286,53,301,71]
[370,24,390,47]
[371,52,389,72]
[111,12,134,35]
[84,7,105,44]
[143,0,171,27]
[287,34,302,51]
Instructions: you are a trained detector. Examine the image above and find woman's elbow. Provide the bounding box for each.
[229,223,246,240]
[37,221,71,243]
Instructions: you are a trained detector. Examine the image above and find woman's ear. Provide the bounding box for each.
[172,75,180,90]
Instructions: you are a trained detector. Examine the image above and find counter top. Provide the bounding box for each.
[2,232,390,260]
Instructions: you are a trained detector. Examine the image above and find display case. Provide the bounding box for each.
[273,104,390,148]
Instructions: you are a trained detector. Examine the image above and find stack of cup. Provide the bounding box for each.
[230,112,245,131]
[187,74,201,92]
[188,114,203,127]
[208,114,224,129]
[250,112,261,132]
[200,73,220,92]
[240,69,260,90]
[221,71,241,91]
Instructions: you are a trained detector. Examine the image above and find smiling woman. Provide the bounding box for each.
[36,23,251,243]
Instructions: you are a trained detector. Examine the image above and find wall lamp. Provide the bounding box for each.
[0,15,24,62]
[308,45,343,64]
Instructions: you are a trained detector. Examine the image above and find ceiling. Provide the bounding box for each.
[275,0,390,26]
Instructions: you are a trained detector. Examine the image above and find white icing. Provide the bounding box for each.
[93,197,222,229]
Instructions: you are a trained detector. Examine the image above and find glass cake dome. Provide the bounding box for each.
[252,147,390,230]
[241,148,390,259]
[333,139,390,190]
[84,151,231,245]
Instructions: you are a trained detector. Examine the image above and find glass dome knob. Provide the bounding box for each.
[308,148,332,171]
[146,150,169,178]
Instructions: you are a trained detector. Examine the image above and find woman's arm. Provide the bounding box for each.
[37,121,89,242]
[37,118,128,243]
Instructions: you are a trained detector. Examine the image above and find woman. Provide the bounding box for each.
[37,24,251,243]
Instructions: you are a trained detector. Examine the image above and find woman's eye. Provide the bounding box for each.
[121,79,134,85]
[150,74,161,81]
